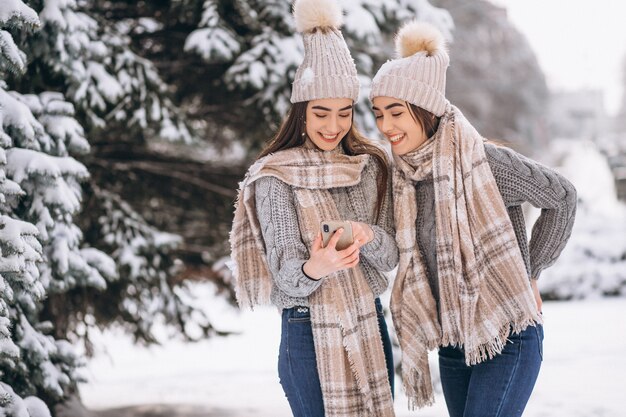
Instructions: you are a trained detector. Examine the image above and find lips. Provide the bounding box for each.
[387,133,405,146]
[319,132,340,142]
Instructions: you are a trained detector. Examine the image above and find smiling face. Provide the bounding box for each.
[372,97,429,155]
[305,98,354,151]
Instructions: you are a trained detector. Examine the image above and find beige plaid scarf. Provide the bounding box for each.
[231,147,395,416]
[391,104,542,409]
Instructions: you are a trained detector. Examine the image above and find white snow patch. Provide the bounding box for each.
[79,282,626,417]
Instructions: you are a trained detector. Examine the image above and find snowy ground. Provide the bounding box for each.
[78,291,626,417]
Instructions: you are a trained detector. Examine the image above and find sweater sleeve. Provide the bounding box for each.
[254,176,323,297]
[359,161,400,272]
[485,144,577,279]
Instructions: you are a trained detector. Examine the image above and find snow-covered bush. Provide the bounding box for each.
[539,140,626,299]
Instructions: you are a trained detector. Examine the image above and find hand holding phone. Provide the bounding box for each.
[302,221,360,280]
[320,220,354,250]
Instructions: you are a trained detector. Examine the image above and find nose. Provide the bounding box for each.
[328,115,340,133]
[381,115,393,133]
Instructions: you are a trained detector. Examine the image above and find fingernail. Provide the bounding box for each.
[338,228,344,233]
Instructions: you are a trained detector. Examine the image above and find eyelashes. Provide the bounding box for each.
[374,113,403,120]
[313,113,352,119]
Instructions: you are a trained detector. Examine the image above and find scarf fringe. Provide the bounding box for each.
[234,285,272,310]
[341,330,375,414]
[441,314,543,366]
[403,362,435,410]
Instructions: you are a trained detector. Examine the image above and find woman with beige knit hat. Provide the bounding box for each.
[230,0,398,416]
[370,21,577,417]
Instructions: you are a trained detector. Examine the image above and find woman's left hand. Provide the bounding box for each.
[350,221,374,248]
[530,279,543,314]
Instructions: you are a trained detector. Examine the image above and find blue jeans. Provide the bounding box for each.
[438,324,544,417]
[278,298,394,417]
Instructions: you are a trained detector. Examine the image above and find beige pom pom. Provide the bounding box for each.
[293,0,343,33]
[395,21,446,58]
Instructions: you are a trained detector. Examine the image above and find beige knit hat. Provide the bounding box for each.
[290,0,359,103]
[370,21,449,117]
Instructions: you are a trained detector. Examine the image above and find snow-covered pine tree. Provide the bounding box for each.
[1,1,81,414]
[3,0,215,412]
[6,0,215,351]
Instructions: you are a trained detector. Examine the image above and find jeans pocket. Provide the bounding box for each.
[288,316,311,323]
[287,306,311,323]
[535,324,544,361]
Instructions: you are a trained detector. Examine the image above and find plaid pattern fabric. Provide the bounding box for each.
[231,147,395,416]
[391,105,542,409]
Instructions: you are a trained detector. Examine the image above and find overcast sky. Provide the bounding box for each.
[491,0,626,116]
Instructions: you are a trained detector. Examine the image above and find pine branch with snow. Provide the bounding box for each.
[184,0,241,62]
[67,186,215,344]
[26,0,195,143]
[0,0,39,75]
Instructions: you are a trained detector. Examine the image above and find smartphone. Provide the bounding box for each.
[320,220,354,251]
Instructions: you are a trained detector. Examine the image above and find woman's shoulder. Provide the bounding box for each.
[484,142,536,173]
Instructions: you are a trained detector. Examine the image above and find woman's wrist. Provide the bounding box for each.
[302,261,321,281]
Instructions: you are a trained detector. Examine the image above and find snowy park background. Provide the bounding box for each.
[1,0,626,416]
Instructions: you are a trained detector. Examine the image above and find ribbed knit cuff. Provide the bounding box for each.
[302,262,320,281]
[361,225,385,254]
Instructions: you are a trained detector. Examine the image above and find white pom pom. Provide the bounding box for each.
[395,21,446,58]
[293,0,343,33]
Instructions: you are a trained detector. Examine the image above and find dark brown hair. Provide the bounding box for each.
[258,101,389,222]
[406,103,441,139]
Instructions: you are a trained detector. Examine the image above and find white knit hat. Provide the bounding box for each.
[290,0,360,103]
[370,21,449,117]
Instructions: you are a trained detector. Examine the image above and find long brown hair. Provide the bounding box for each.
[407,103,441,139]
[405,103,503,147]
[258,101,389,222]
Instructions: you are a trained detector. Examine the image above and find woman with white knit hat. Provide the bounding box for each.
[370,22,577,417]
[230,1,397,416]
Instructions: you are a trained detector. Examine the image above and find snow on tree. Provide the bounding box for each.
[3,0,213,412]
[0,382,52,417]
[2,0,218,357]
[25,0,194,143]
[184,0,241,63]
[1,1,82,413]
[75,186,216,344]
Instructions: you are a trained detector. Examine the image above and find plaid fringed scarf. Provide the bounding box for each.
[230,147,395,417]
[391,104,542,409]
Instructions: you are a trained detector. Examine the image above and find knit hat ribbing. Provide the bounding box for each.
[370,21,449,117]
[290,0,360,103]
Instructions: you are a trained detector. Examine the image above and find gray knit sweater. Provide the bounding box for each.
[415,143,577,302]
[255,154,399,309]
